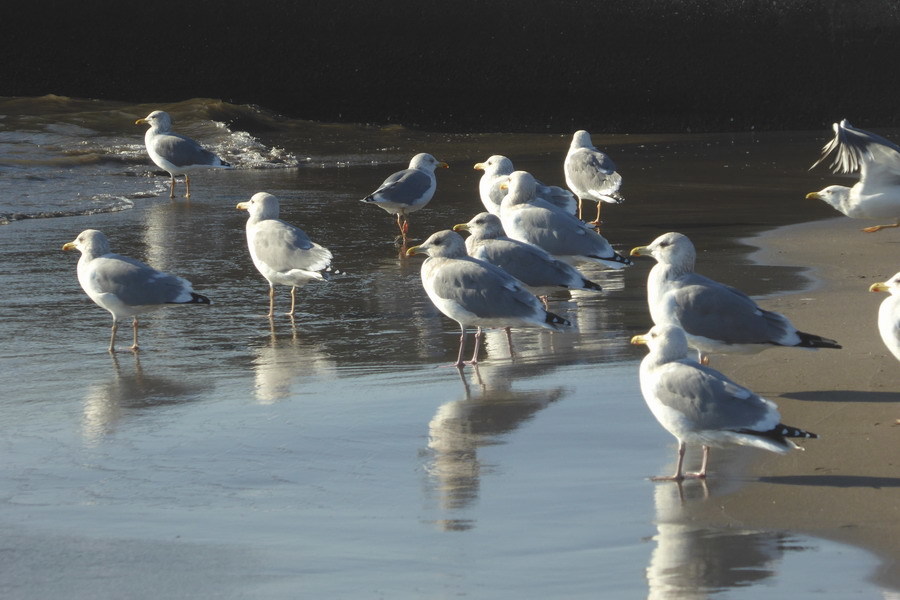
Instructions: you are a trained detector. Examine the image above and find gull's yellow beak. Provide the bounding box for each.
[135,118,148,125]
[806,192,821,201]
[438,162,449,169]
[62,242,76,251]
[406,245,423,257]
[236,202,249,211]
[630,334,649,346]
[870,282,889,293]
[473,162,486,171]
[630,245,652,257]
[452,223,469,232]
[499,182,509,191]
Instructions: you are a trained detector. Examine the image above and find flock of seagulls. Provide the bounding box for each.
[61,112,900,481]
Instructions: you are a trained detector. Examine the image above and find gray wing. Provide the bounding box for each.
[152,132,223,167]
[91,254,195,305]
[369,168,434,206]
[473,239,580,289]
[252,220,332,273]
[654,361,779,432]
[535,181,578,214]
[667,274,797,345]
[429,258,542,319]
[565,147,622,198]
[505,205,615,258]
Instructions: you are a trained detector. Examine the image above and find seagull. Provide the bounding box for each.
[360,153,449,243]
[452,212,602,300]
[807,119,900,232]
[62,229,210,352]
[499,171,632,269]
[631,324,818,481]
[236,192,333,318]
[406,230,571,367]
[474,155,576,215]
[135,110,231,199]
[869,273,900,361]
[630,232,840,363]
[564,130,624,225]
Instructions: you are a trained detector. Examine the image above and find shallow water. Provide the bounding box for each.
[0,97,894,598]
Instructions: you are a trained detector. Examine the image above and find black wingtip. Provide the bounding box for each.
[190,292,212,305]
[545,311,571,329]
[797,331,841,349]
[737,423,818,447]
[582,278,603,291]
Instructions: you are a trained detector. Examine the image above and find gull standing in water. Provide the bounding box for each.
[631,325,818,481]
[807,119,900,232]
[453,212,602,300]
[361,153,449,243]
[63,229,211,352]
[869,273,900,361]
[237,192,334,318]
[564,130,624,225]
[630,232,840,363]
[474,155,576,215]
[406,230,571,367]
[135,110,231,199]
[499,171,632,269]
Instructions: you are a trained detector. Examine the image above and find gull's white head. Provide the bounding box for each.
[806,185,852,213]
[409,153,449,173]
[62,229,111,257]
[135,110,173,132]
[406,230,468,259]
[237,192,281,220]
[473,155,514,177]
[630,232,696,271]
[453,212,505,241]
[869,272,900,296]
[499,170,538,206]
[630,324,692,362]
[570,129,595,150]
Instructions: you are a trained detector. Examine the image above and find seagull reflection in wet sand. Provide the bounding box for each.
[250,319,336,404]
[425,364,566,530]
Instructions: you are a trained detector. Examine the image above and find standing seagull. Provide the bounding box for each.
[236,192,333,318]
[869,272,900,361]
[361,153,449,243]
[474,155,576,215]
[499,171,632,269]
[631,325,818,481]
[406,230,571,367]
[453,212,602,299]
[135,110,231,199]
[630,232,840,363]
[564,130,624,225]
[62,229,211,352]
[807,119,900,233]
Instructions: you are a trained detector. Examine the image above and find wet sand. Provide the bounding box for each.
[694,216,900,588]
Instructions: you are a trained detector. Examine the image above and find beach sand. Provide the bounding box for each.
[685,216,900,588]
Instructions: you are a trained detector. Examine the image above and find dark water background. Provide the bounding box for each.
[0,96,894,597]
[3,1,900,133]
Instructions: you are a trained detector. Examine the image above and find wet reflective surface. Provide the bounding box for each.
[0,99,894,597]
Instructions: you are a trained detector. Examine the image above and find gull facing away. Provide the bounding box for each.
[869,273,900,361]
[452,212,602,300]
[237,192,333,318]
[564,130,624,225]
[807,119,900,232]
[630,232,840,363]
[360,153,449,243]
[631,325,818,481]
[499,171,632,269]
[406,230,571,367]
[62,229,211,352]
[474,155,576,215]
[135,110,231,199]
